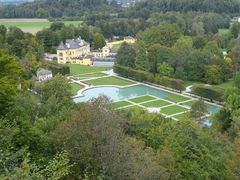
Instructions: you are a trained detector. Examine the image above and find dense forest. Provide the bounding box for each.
[2,0,240,179]
[1,0,240,18]
[0,0,115,18]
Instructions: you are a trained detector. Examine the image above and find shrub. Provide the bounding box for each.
[192,84,224,102]
[113,64,129,77]
[128,69,153,82]
[42,62,70,76]
[155,75,185,91]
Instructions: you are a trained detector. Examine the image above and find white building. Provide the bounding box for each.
[37,68,53,82]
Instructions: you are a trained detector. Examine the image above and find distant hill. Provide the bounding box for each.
[0,0,240,19]
[132,0,240,14]
[0,0,114,18]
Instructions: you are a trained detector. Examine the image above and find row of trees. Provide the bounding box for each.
[0,0,115,18]
[116,23,239,85]
[36,22,106,53]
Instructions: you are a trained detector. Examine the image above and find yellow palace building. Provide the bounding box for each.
[57,37,91,65]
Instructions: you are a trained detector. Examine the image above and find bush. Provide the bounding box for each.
[128,69,154,82]
[155,75,185,91]
[42,62,70,76]
[113,64,129,77]
[114,64,185,91]
[192,84,224,102]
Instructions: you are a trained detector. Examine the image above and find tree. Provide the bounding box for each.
[116,42,136,68]
[36,8,47,18]
[0,50,23,116]
[193,35,207,49]
[192,84,224,102]
[137,24,181,48]
[190,99,208,119]
[135,41,149,71]
[40,74,72,104]
[191,22,205,35]
[129,109,229,179]
[158,62,174,77]
[235,73,240,88]
[232,47,240,76]
[92,32,106,49]
[227,138,240,179]
[51,97,166,179]
[147,43,161,73]
[205,65,223,84]
[231,22,240,39]
[50,22,65,31]
[36,29,59,53]
[186,50,209,81]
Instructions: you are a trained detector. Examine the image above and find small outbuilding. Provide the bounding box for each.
[37,68,53,82]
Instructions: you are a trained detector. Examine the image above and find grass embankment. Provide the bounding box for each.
[84,76,135,86]
[67,64,111,75]
[71,83,84,96]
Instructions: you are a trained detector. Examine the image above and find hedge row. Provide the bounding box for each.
[114,64,185,91]
[192,84,224,102]
[43,62,70,76]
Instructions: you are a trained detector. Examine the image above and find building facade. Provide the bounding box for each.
[37,69,53,82]
[91,45,113,57]
[57,38,115,65]
[57,37,90,64]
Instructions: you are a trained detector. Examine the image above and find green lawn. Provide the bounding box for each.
[141,99,171,108]
[71,83,84,96]
[215,79,234,90]
[129,95,156,103]
[74,72,107,80]
[161,105,189,116]
[218,28,230,36]
[166,94,191,103]
[0,20,82,28]
[84,76,135,86]
[67,64,111,75]
[182,100,197,107]
[112,43,122,53]
[110,101,133,108]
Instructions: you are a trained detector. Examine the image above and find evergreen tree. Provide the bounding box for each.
[135,41,149,71]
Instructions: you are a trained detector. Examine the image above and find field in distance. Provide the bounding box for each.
[0,18,82,33]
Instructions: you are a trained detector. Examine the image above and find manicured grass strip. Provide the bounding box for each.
[141,99,171,108]
[67,64,111,75]
[129,95,156,103]
[215,79,234,90]
[173,112,191,120]
[166,94,190,102]
[78,72,106,77]
[74,72,107,79]
[71,83,84,95]
[110,101,133,109]
[112,43,122,53]
[161,105,189,116]
[84,76,135,86]
[182,100,197,107]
